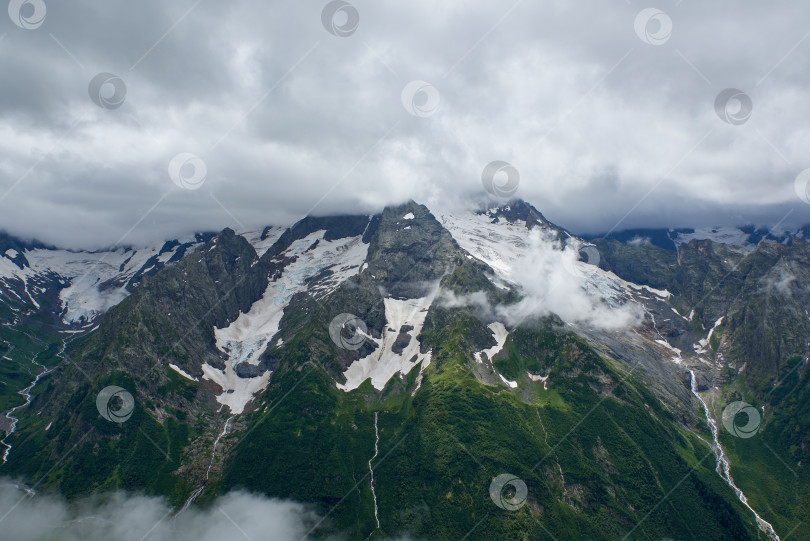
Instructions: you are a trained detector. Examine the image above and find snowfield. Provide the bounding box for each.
[674,227,755,250]
[239,227,284,258]
[169,363,199,381]
[1,244,190,324]
[439,210,533,284]
[201,362,271,415]
[472,322,516,388]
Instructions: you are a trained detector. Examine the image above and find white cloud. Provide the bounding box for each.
[0,482,318,541]
[760,262,797,296]
[438,230,642,331]
[0,481,420,540]
[499,231,642,330]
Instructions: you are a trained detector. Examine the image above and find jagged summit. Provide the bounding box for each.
[478,198,547,227]
[360,201,461,298]
[475,198,571,239]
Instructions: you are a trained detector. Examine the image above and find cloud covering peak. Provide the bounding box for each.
[1,1,809,249]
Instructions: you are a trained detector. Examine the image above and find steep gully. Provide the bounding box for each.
[535,409,567,495]
[180,415,235,513]
[644,306,779,540]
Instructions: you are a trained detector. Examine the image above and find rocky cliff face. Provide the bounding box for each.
[595,233,810,390]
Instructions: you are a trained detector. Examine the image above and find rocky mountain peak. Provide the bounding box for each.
[362,201,462,298]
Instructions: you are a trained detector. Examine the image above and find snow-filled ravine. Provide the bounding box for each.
[472,322,519,388]
[206,230,368,413]
[337,282,440,392]
[474,322,508,365]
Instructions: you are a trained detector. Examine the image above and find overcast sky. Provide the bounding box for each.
[1,0,809,249]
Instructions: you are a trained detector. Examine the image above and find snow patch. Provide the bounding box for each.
[337,283,439,392]
[474,322,508,364]
[169,363,198,381]
[626,282,671,299]
[201,362,270,415]
[675,227,755,249]
[471,322,516,389]
[239,227,284,258]
[528,372,549,390]
[655,339,682,356]
[498,373,518,388]
[695,316,724,355]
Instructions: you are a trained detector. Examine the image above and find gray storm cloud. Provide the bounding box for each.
[0,1,809,249]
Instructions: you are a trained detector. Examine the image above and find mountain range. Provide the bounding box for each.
[0,199,807,540]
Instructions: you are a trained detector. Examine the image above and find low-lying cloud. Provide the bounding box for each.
[759,262,798,297]
[0,480,419,540]
[0,481,321,541]
[440,229,643,330]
